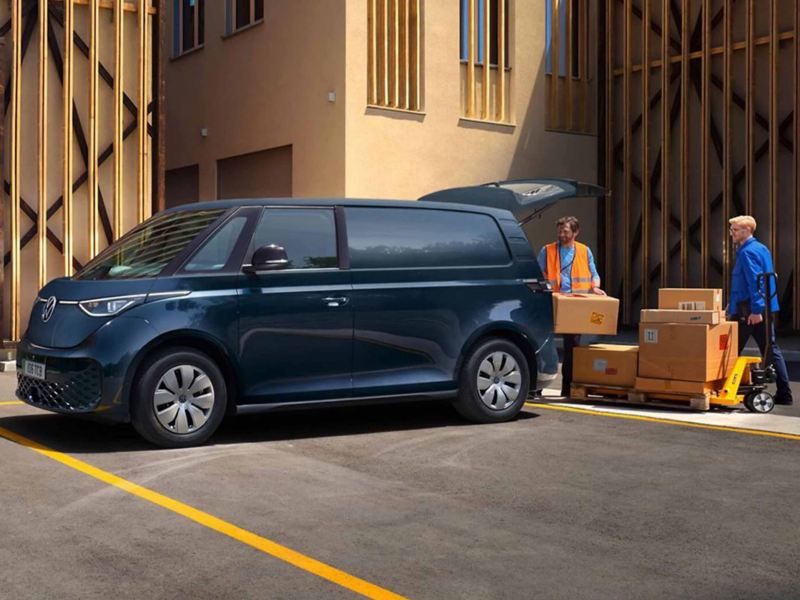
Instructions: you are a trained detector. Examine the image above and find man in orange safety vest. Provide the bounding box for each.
[538,216,606,397]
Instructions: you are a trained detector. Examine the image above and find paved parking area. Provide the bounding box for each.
[1,371,799,599]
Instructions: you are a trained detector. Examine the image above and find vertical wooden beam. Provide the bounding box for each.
[415,0,420,110]
[64,0,74,276]
[551,0,559,128]
[565,0,573,131]
[605,0,614,283]
[795,0,800,329]
[467,0,476,118]
[368,0,376,104]
[482,0,490,119]
[580,0,588,132]
[10,0,22,340]
[701,0,710,287]
[157,0,167,214]
[0,39,6,336]
[404,0,410,109]
[723,0,732,302]
[138,0,148,223]
[660,0,669,289]
[38,0,49,289]
[680,0,689,286]
[769,0,778,271]
[497,0,506,122]
[114,0,124,239]
[623,0,631,321]
[383,0,389,105]
[745,0,754,215]
[641,0,650,308]
[88,0,99,257]
[393,0,399,107]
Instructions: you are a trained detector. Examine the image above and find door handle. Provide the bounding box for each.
[323,296,349,307]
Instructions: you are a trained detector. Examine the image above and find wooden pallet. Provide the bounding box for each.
[570,384,712,411]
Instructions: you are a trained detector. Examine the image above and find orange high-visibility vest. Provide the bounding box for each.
[545,241,593,293]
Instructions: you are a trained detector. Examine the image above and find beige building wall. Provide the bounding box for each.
[343,0,600,250]
[165,0,347,200]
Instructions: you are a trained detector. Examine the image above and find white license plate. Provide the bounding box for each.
[24,360,46,381]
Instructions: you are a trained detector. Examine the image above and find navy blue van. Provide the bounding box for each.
[17,180,603,447]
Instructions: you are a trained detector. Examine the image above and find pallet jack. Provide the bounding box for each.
[713,272,779,413]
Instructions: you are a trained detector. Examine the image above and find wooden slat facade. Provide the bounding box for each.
[1,0,165,341]
[604,0,800,331]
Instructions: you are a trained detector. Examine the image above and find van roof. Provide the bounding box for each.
[163,197,517,220]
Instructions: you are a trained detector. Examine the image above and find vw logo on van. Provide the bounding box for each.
[42,296,57,323]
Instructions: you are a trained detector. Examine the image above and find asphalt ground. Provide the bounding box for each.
[1,369,799,599]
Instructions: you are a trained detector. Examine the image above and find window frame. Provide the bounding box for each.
[545,0,589,81]
[172,0,205,58]
[224,0,265,37]
[241,206,344,274]
[177,212,253,275]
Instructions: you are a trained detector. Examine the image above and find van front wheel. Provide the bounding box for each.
[453,338,530,423]
[131,347,227,448]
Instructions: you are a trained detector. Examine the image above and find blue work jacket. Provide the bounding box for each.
[729,237,780,316]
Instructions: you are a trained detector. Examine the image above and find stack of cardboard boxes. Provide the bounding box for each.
[636,289,738,395]
[571,289,739,397]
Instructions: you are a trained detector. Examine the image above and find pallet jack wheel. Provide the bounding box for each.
[744,391,775,413]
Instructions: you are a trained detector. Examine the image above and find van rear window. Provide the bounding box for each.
[75,210,225,280]
[346,207,510,269]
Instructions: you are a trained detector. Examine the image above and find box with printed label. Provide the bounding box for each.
[639,309,723,324]
[638,321,738,382]
[573,344,638,387]
[657,288,723,311]
[552,293,620,335]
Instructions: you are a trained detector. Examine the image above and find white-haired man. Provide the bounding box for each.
[727,215,793,405]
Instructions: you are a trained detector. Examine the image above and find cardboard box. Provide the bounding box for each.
[552,293,620,335]
[640,309,723,325]
[658,288,723,311]
[574,344,638,387]
[634,377,721,395]
[638,321,738,382]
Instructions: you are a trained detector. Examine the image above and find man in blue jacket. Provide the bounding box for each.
[727,215,793,405]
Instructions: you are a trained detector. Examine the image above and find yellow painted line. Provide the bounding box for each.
[524,402,800,442]
[0,426,407,600]
[0,401,23,406]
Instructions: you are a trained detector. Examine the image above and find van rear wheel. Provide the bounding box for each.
[453,338,530,423]
[131,347,227,448]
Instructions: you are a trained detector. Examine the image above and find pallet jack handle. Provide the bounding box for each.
[756,272,778,366]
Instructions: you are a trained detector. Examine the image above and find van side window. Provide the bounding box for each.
[346,207,511,269]
[250,208,338,269]
[183,215,248,272]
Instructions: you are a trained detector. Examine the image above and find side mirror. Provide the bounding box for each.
[243,245,289,273]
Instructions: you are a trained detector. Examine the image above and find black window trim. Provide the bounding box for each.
[239,205,343,274]
[344,206,514,271]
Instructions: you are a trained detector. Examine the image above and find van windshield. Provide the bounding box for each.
[75,210,225,280]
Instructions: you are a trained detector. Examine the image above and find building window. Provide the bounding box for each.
[545,0,593,133]
[367,0,423,112]
[459,0,510,123]
[459,0,508,67]
[226,0,264,35]
[173,0,204,57]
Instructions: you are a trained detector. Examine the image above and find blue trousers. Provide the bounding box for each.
[736,317,792,400]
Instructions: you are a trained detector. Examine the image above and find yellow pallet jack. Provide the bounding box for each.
[713,273,778,413]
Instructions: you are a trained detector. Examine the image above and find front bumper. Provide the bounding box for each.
[17,354,103,413]
[15,316,160,423]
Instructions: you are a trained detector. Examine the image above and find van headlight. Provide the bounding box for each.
[78,295,145,317]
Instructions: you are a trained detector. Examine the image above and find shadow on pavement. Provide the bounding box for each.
[0,400,538,454]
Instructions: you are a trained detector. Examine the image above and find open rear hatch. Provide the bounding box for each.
[418,178,606,225]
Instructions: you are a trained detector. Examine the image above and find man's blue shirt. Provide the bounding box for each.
[729,236,780,316]
[537,244,600,294]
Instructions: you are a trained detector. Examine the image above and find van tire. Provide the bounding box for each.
[453,338,530,423]
[131,347,227,448]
